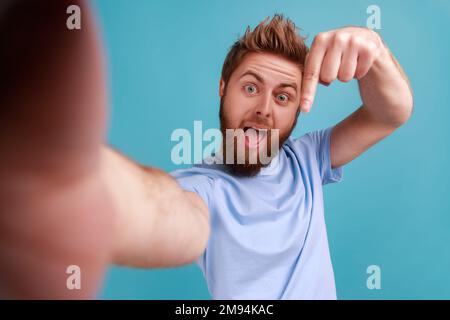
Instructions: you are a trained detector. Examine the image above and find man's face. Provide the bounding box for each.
[219,52,303,176]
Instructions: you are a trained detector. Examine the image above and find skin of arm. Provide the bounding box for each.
[300,27,414,168]
[0,0,209,298]
[102,147,209,268]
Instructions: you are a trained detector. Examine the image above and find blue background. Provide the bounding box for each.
[93,0,450,299]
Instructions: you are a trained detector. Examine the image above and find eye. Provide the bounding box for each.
[244,84,257,94]
[277,93,289,103]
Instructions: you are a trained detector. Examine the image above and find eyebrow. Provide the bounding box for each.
[239,70,298,92]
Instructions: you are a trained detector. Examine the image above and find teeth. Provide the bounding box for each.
[242,126,269,136]
[243,127,265,132]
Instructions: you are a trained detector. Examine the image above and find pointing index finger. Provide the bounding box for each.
[301,35,327,113]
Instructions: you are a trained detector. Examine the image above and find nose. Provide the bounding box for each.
[254,93,273,119]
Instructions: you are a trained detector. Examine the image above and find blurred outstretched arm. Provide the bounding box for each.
[0,0,209,299]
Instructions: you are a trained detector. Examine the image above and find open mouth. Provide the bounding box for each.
[243,127,268,149]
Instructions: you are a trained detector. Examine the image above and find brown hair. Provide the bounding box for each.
[221,14,309,85]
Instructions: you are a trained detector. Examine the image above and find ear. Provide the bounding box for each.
[219,78,226,97]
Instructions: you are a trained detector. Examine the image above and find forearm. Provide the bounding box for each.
[358,41,414,127]
[101,147,209,268]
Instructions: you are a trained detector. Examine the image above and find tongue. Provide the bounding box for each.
[244,129,259,147]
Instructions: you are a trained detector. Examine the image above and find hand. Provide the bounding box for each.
[0,0,114,299]
[0,0,210,299]
[300,27,385,113]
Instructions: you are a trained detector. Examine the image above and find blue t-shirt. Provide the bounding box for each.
[171,126,343,299]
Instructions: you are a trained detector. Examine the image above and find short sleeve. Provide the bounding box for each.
[304,126,344,185]
[170,167,215,208]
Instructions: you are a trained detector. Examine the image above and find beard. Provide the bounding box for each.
[219,95,299,177]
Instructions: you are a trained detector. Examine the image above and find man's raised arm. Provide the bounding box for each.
[299,27,413,168]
